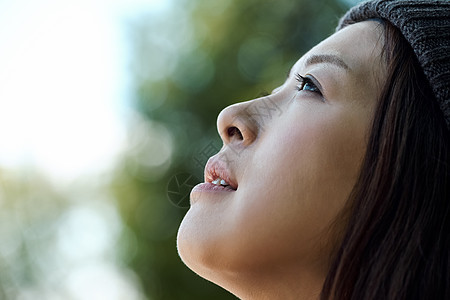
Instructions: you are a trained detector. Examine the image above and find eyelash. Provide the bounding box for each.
[295,73,322,95]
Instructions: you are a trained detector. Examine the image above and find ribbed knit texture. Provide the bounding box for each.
[337,0,450,130]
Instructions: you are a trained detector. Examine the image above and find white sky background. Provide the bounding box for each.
[0,0,170,182]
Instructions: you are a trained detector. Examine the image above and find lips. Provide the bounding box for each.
[204,155,238,191]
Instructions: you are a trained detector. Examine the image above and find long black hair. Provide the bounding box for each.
[321,20,450,299]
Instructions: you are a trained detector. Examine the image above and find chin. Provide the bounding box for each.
[176,216,196,269]
[177,210,241,284]
[177,211,215,277]
[177,226,221,289]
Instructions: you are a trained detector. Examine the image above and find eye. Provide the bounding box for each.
[295,73,322,95]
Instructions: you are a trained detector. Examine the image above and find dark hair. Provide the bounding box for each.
[321,21,450,299]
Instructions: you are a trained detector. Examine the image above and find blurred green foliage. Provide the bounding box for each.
[0,169,65,298]
[111,0,353,299]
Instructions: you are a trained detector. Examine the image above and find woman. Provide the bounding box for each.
[177,0,450,299]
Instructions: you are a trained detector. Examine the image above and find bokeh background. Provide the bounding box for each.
[0,0,361,299]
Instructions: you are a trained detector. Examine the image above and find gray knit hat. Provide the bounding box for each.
[337,0,450,130]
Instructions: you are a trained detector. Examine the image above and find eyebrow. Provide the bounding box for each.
[305,54,350,71]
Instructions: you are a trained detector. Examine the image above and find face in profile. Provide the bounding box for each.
[177,21,387,297]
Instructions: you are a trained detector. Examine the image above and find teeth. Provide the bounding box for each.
[212,178,229,186]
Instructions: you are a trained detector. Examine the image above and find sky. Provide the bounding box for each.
[0,0,170,182]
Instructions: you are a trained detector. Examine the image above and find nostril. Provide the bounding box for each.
[227,126,243,140]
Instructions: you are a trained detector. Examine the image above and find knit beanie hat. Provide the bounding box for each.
[337,0,450,130]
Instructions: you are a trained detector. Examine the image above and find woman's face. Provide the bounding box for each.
[178,21,386,291]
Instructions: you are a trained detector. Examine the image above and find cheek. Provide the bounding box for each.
[285,107,367,202]
[256,106,366,191]
[257,106,367,231]
[231,108,366,258]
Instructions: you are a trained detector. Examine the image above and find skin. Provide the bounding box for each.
[177,21,387,299]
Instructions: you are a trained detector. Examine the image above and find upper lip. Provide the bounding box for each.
[204,155,238,190]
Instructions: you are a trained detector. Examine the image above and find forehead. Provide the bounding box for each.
[297,20,386,81]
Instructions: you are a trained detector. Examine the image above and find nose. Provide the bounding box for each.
[217,100,260,147]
